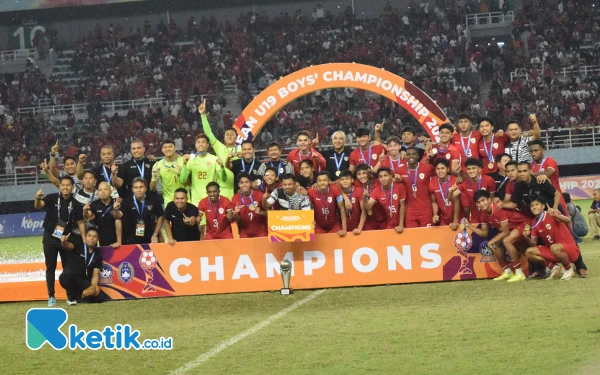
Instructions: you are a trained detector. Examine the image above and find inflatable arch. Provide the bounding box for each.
[232,63,449,145]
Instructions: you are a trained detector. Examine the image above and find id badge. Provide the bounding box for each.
[136,222,145,237]
[111,188,119,199]
[52,219,67,239]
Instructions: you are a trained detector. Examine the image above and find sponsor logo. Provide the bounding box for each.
[99,264,114,285]
[21,217,44,232]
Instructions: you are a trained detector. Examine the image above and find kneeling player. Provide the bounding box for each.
[232,173,268,238]
[365,167,406,233]
[468,190,530,282]
[308,172,347,236]
[522,197,580,281]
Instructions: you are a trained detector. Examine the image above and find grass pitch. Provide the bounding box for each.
[1,200,599,374]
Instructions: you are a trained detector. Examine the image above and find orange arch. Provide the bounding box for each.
[233,63,448,144]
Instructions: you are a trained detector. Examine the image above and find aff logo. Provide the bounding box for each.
[26,308,173,350]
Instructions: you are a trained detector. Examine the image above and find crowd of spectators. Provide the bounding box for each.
[1,0,599,174]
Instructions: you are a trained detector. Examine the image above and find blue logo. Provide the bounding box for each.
[118,262,134,283]
[26,308,172,350]
[100,264,114,285]
[26,308,68,350]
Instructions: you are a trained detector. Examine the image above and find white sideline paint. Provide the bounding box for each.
[169,289,326,375]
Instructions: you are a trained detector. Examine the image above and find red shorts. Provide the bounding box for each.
[562,244,580,263]
[537,244,580,263]
[363,218,386,231]
[405,213,433,228]
[511,222,527,236]
[536,246,558,263]
[315,223,342,234]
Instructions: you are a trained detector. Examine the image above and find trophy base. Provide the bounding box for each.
[280,288,292,295]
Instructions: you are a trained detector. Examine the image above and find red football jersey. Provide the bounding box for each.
[477,134,508,174]
[458,175,496,223]
[308,184,343,232]
[349,144,387,168]
[531,156,561,193]
[232,190,267,238]
[429,175,462,224]
[479,203,529,230]
[380,155,406,175]
[198,196,234,239]
[344,186,364,232]
[370,183,407,229]
[286,148,326,175]
[452,131,482,169]
[353,179,386,228]
[531,212,577,247]
[397,162,434,215]
[427,144,461,165]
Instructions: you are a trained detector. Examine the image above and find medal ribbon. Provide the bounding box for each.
[242,158,255,173]
[333,152,345,172]
[133,198,145,220]
[483,134,495,164]
[531,211,546,229]
[359,145,372,166]
[408,164,419,191]
[460,132,473,157]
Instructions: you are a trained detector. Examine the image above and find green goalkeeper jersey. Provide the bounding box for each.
[152,156,186,205]
[201,114,240,199]
[179,153,226,206]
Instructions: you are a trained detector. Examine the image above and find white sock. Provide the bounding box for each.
[515,268,525,276]
[504,268,514,275]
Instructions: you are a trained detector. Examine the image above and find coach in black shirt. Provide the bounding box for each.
[321,131,351,181]
[114,177,164,245]
[34,175,86,307]
[113,140,156,198]
[504,162,561,214]
[164,188,201,245]
[88,182,122,247]
[59,227,104,305]
[229,140,261,193]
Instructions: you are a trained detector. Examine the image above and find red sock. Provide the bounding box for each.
[564,263,571,270]
[509,259,521,270]
[545,261,554,269]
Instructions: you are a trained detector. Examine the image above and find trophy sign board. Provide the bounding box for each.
[268,210,315,242]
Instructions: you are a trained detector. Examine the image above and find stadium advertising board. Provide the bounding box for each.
[0,212,45,238]
[0,0,144,13]
[0,227,514,302]
[233,63,450,145]
[559,175,600,200]
[267,210,315,242]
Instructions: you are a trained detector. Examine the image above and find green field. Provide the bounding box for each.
[1,200,599,374]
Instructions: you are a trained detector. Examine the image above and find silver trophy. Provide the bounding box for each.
[280,259,292,295]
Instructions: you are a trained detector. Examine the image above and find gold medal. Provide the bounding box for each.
[524,224,531,232]
[488,162,494,169]
[249,204,256,211]
[335,171,340,176]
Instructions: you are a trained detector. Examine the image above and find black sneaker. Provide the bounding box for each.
[593,236,600,240]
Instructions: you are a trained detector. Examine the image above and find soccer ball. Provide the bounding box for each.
[139,250,157,270]
[454,231,473,251]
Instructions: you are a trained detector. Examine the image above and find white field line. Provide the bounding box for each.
[169,289,326,375]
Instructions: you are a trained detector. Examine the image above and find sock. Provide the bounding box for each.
[509,259,521,270]
[515,267,525,276]
[564,263,572,270]
[502,267,514,275]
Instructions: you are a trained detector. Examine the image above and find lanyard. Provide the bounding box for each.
[242,158,255,173]
[359,145,372,166]
[437,144,448,155]
[483,134,495,163]
[298,151,311,163]
[84,244,95,277]
[531,211,546,229]
[100,200,113,218]
[469,177,482,191]
[102,165,112,183]
[497,176,509,191]
[389,155,401,169]
[347,187,354,216]
[57,197,73,222]
[270,160,282,176]
[460,132,473,157]
[87,190,96,203]
[408,164,419,191]
[438,177,450,203]
[135,160,145,177]
[384,183,394,212]
[533,156,547,171]
[333,152,345,171]
[133,198,145,220]
[241,192,254,207]
[209,197,220,220]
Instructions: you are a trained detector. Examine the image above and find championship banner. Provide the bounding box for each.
[268,210,315,242]
[233,63,449,145]
[0,227,510,302]
[559,175,600,200]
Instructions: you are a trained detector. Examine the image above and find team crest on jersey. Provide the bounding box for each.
[207,162,212,167]
[219,208,224,214]
[351,197,356,203]
[392,194,398,200]
[419,173,425,179]
[279,168,284,173]
[344,157,349,161]
[471,138,476,144]
[371,154,377,160]
[445,154,451,160]
[327,197,332,203]
[493,143,498,149]
[546,224,551,230]
[147,205,153,211]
